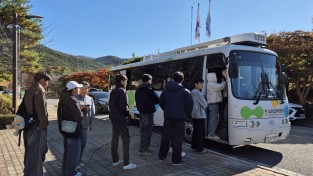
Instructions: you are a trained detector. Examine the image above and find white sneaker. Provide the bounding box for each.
[123,163,137,170]
[208,135,220,140]
[169,147,186,157]
[74,172,82,176]
[112,160,123,166]
[181,152,186,157]
[79,162,85,167]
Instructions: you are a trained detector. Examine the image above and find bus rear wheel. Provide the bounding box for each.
[184,120,193,144]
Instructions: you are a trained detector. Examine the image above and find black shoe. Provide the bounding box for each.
[173,160,185,166]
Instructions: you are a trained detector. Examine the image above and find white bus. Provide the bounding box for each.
[109,33,291,146]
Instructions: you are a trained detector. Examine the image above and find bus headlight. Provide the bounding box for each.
[282,119,285,125]
[248,121,254,128]
[234,121,247,127]
[285,118,289,125]
[255,121,260,127]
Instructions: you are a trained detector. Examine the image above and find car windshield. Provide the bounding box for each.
[93,92,108,99]
[230,50,286,100]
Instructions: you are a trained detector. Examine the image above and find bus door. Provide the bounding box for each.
[205,53,228,141]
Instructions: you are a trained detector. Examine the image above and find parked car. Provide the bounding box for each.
[289,103,306,121]
[89,87,100,92]
[2,90,12,95]
[88,91,109,114]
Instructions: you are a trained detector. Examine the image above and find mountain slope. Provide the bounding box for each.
[37,45,123,73]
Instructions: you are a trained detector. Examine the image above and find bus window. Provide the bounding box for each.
[207,53,226,68]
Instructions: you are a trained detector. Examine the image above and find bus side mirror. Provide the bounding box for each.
[228,63,238,78]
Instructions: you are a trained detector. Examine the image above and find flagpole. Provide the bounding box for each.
[191,6,193,45]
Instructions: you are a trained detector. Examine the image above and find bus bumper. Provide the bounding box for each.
[228,118,291,146]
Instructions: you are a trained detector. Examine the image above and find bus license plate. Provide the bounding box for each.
[265,133,278,143]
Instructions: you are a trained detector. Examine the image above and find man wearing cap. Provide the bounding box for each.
[23,71,51,176]
[58,81,84,176]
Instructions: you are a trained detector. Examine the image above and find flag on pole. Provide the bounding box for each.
[195,3,201,44]
[205,0,211,38]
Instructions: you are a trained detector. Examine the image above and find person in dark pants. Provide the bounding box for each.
[135,74,159,156]
[58,81,84,176]
[23,72,50,176]
[191,79,208,153]
[158,71,194,165]
[109,74,137,170]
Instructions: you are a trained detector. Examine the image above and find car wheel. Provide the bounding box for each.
[95,104,102,114]
[184,119,193,144]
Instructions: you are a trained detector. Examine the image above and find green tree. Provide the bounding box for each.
[267,30,313,105]
[0,0,43,85]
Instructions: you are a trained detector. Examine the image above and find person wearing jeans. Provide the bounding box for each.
[109,74,137,170]
[58,81,84,176]
[135,74,159,155]
[206,73,226,140]
[75,81,95,168]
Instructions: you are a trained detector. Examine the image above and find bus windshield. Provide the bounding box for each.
[230,50,286,100]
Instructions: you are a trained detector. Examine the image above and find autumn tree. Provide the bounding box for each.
[267,30,313,105]
[58,68,110,95]
[0,0,43,86]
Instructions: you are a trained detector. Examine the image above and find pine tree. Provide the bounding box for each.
[0,0,43,86]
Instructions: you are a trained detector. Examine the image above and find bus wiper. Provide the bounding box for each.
[253,73,267,105]
[253,72,284,105]
[264,73,284,104]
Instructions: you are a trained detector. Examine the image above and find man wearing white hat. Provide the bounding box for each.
[58,81,84,176]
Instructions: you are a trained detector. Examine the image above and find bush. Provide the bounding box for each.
[0,115,14,130]
[0,94,13,115]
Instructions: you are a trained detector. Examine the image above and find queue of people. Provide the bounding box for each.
[20,70,227,175]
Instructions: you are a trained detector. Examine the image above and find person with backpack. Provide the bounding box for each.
[158,71,194,165]
[109,74,137,170]
[22,72,50,176]
[75,81,95,169]
[135,74,159,156]
[57,81,84,176]
[191,79,208,153]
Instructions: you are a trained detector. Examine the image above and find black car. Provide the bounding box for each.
[88,91,109,114]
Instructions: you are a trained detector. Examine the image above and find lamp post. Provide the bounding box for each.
[12,12,43,113]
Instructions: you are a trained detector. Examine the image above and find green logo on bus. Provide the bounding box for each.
[240,106,264,119]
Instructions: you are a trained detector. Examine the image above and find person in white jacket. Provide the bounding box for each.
[207,72,226,139]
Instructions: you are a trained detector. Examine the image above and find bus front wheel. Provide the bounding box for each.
[184,119,193,144]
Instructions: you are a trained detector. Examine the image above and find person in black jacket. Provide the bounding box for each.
[135,74,159,155]
[109,74,137,170]
[57,81,84,176]
[158,71,194,165]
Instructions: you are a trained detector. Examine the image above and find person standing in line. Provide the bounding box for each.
[135,74,159,156]
[109,74,137,170]
[23,72,50,176]
[58,81,84,176]
[191,78,208,153]
[75,81,95,169]
[207,72,226,140]
[158,71,193,165]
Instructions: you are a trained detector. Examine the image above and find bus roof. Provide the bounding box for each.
[110,33,277,71]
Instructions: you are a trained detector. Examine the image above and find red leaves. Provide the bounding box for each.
[59,68,110,91]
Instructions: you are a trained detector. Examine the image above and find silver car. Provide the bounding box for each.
[288,103,306,121]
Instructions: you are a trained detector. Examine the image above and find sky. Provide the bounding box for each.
[29,0,313,59]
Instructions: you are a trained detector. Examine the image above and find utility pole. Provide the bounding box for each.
[12,12,18,113]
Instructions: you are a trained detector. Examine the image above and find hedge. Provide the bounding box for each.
[0,115,15,130]
[0,94,13,115]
